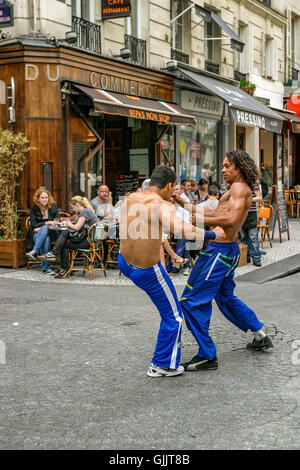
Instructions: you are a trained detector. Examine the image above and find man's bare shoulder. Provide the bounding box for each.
[127,191,162,205]
[230,181,251,197]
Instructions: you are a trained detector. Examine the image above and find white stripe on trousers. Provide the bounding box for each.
[153,264,182,369]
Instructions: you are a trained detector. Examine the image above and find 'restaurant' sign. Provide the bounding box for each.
[101,0,131,20]
[230,108,283,133]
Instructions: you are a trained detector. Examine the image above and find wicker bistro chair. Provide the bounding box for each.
[257,204,273,249]
[104,223,121,275]
[67,222,107,280]
[286,189,296,217]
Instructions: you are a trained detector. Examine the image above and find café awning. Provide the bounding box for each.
[178,68,284,133]
[270,108,300,134]
[74,84,196,126]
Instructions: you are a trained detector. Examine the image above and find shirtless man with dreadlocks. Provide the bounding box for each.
[173,150,273,371]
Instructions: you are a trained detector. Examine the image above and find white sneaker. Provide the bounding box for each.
[147,363,184,378]
[182,267,191,276]
[42,269,56,276]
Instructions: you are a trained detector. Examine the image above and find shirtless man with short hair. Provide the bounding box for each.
[175,150,273,372]
[118,165,224,378]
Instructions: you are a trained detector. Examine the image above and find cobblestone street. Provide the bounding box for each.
[0,221,299,450]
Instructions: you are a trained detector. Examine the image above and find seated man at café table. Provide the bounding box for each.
[90,184,114,221]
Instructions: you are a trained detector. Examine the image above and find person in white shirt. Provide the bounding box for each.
[199,184,220,211]
[171,184,191,275]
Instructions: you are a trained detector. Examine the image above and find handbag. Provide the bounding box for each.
[68,224,89,243]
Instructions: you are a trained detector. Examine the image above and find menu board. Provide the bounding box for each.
[115,171,139,199]
[269,185,290,243]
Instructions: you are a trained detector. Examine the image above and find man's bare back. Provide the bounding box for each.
[120,190,164,268]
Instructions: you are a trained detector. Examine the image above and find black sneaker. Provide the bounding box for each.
[181,355,218,371]
[253,260,261,267]
[247,335,273,351]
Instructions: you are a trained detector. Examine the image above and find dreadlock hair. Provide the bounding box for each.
[226,150,260,189]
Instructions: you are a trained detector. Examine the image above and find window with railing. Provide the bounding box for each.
[205,60,220,75]
[292,67,299,81]
[72,16,101,54]
[171,0,190,64]
[205,17,220,74]
[262,0,271,7]
[234,70,247,82]
[124,34,146,66]
[171,48,189,64]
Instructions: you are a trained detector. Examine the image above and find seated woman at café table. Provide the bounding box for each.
[39,196,98,278]
[26,186,60,275]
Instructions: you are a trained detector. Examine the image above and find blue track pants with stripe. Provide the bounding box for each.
[180,242,263,359]
[118,252,183,369]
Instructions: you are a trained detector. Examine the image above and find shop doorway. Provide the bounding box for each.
[236,126,246,151]
[260,129,276,194]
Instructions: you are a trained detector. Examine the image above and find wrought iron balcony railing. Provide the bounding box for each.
[292,67,299,81]
[72,16,101,54]
[124,34,147,66]
[234,70,247,82]
[171,48,189,64]
[205,60,220,75]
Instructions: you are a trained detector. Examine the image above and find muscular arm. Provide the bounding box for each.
[204,183,249,229]
[159,202,223,240]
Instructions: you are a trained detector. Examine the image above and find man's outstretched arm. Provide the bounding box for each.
[203,183,248,229]
[159,201,225,241]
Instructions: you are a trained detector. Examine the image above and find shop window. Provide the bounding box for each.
[178,119,218,186]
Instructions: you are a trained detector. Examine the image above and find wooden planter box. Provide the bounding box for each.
[0,239,26,269]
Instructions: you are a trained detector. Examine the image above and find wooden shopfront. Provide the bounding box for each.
[0,40,194,211]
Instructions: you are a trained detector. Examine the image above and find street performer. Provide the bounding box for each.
[175,150,273,372]
[118,165,224,378]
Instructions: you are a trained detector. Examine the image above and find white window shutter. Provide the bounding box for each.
[272,39,278,81]
[245,23,253,74]
[286,8,292,60]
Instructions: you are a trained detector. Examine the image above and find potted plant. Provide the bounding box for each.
[248,82,256,96]
[239,78,250,92]
[0,128,31,268]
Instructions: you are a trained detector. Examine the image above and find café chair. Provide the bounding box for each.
[59,210,71,221]
[104,223,122,275]
[257,204,273,249]
[67,223,107,280]
[286,189,296,217]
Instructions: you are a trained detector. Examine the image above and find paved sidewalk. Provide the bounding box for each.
[0,219,299,285]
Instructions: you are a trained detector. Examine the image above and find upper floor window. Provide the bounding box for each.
[171,0,190,64]
[72,0,94,22]
[205,18,221,64]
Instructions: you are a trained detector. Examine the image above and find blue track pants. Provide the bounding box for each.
[118,252,183,369]
[180,242,263,359]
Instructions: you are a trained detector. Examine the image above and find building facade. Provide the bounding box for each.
[0,0,298,211]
